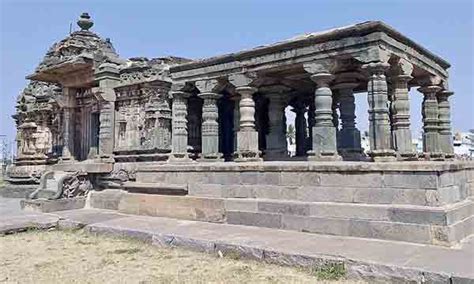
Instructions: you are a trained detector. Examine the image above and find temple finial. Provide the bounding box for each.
[77,12,93,31]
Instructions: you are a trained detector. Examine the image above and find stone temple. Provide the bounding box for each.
[4,13,473,247]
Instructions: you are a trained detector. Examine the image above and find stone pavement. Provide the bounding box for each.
[0,197,473,283]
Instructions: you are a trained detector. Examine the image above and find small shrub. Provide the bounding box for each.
[313,262,345,280]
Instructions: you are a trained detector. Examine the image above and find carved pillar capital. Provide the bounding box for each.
[309,73,335,87]
[228,73,258,89]
[195,79,225,94]
[361,61,390,75]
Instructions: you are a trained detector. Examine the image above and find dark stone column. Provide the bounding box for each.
[198,92,223,161]
[362,62,396,162]
[437,90,454,158]
[292,99,308,157]
[419,85,443,160]
[307,73,341,161]
[333,81,362,160]
[265,92,288,160]
[169,90,192,161]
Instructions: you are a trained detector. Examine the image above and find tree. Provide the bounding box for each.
[287,124,295,145]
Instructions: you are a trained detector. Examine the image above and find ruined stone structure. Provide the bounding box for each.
[5,14,473,247]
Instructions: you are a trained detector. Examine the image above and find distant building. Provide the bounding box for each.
[453,131,474,158]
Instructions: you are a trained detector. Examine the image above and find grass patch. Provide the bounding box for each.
[0,230,362,283]
[314,262,346,280]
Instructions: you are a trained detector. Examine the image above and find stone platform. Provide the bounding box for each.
[90,161,474,246]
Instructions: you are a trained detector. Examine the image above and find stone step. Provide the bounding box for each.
[117,193,225,223]
[226,210,474,246]
[189,183,470,207]
[122,182,188,196]
[112,192,474,246]
[225,198,474,226]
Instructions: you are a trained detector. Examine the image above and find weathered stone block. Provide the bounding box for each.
[383,172,437,189]
[446,200,474,225]
[281,215,350,236]
[297,186,354,203]
[239,172,259,185]
[353,188,427,205]
[227,185,254,198]
[253,185,282,199]
[388,207,446,225]
[89,189,125,210]
[226,211,281,228]
[319,173,382,188]
[258,201,310,216]
[214,242,264,261]
[280,172,302,186]
[21,197,86,213]
[349,220,432,244]
[258,172,281,185]
[212,172,240,185]
[225,199,258,212]
[299,172,321,186]
[309,203,389,221]
[118,193,225,222]
[188,184,227,198]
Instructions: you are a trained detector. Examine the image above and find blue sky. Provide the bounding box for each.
[1,0,473,145]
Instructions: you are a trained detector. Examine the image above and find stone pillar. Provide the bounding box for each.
[265,92,288,160]
[418,85,443,159]
[292,99,308,157]
[198,92,223,161]
[391,74,416,159]
[362,62,396,162]
[60,88,75,162]
[229,73,261,161]
[437,90,454,158]
[231,95,240,152]
[170,90,192,161]
[94,62,120,161]
[307,73,341,161]
[333,81,362,160]
[233,86,261,161]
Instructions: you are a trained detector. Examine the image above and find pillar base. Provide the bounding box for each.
[423,152,445,161]
[168,153,193,163]
[234,130,262,162]
[368,150,397,162]
[198,153,224,162]
[397,152,419,161]
[307,150,342,162]
[233,151,262,162]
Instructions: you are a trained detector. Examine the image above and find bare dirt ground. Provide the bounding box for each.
[0,230,360,284]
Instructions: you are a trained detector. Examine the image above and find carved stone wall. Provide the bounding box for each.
[13,81,62,164]
[114,82,172,155]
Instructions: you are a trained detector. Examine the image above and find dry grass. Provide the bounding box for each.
[0,230,361,284]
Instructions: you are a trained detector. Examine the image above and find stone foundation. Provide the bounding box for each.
[87,161,474,246]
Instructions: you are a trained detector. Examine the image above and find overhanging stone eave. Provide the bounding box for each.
[170,21,450,74]
[26,60,93,83]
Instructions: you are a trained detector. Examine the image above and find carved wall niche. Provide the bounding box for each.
[114,81,172,157]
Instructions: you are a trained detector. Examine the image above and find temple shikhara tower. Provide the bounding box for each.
[5,13,473,247]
